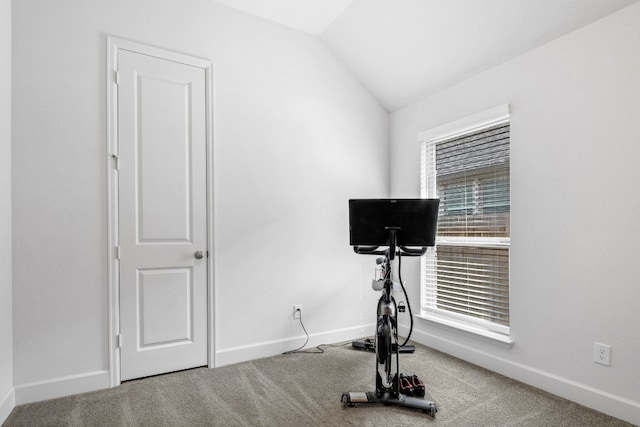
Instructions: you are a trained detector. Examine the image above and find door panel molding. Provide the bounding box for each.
[137,267,194,349]
[106,36,214,387]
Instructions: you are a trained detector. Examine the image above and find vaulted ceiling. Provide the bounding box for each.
[213,0,639,111]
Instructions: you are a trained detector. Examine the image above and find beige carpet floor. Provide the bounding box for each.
[4,341,634,426]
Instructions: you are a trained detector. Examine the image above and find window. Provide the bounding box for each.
[419,105,511,341]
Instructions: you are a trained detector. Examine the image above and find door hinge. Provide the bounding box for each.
[114,70,120,85]
[116,334,122,349]
[115,246,121,260]
[111,154,120,170]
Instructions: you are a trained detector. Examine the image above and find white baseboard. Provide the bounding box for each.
[409,327,640,426]
[0,387,15,425]
[9,324,637,424]
[14,370,110,405]
[216,323,375,367]
[10,324,374,405]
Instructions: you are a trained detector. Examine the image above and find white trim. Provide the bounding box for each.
[215,323,375,367]
[410,327,640,425]
[14,370,110,405]
[417,312,513,345]
[109,37,211,69]
[419,105,512,348]
[106,35,119,388]
[436,236,510,248]
[205,51,217,371]
[106,35,216,387]
[418,104,510,144]
[0,387,15,425]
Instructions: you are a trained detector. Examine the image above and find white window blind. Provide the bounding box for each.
[421,113,510,336]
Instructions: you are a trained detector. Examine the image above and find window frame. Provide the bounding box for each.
[418,105,512,344]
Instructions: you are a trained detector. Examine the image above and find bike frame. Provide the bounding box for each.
[375,255,400,399]
[342,227,437,416]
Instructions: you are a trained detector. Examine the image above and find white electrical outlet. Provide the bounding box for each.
[293,304,302,320]
[594,342,611,366]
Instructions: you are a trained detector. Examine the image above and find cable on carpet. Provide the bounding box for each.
[283,312,352,354]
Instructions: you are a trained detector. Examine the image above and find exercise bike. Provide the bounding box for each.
[341,199,439,417]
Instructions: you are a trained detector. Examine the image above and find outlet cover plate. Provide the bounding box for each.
[293,304,302,319]
[594,342,611,366]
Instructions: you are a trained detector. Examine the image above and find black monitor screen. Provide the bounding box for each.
[349,199,439,247]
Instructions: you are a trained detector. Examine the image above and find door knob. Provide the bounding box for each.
[195,251,204,259]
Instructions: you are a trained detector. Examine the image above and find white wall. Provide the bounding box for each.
[391,3,640,424]
[0,0,13,423]
[12,0,387,401]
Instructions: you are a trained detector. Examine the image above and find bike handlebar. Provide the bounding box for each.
[352,245,428,257]
[399,246,428,256]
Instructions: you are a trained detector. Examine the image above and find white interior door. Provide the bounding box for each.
[117,48,208,381]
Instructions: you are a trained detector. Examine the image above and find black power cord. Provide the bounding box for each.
[283,309,314,354]
[283,311,352,355]
[397,251,414,347]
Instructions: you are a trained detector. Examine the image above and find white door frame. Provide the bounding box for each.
[106,36,215,387]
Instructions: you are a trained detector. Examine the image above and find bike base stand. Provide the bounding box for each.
[352,339,416,353]
[341,391,437,416]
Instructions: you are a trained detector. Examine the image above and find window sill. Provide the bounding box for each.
[416,313,514,346]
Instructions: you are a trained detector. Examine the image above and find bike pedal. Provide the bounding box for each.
[398,373,415,397]
[410,374,425,397]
